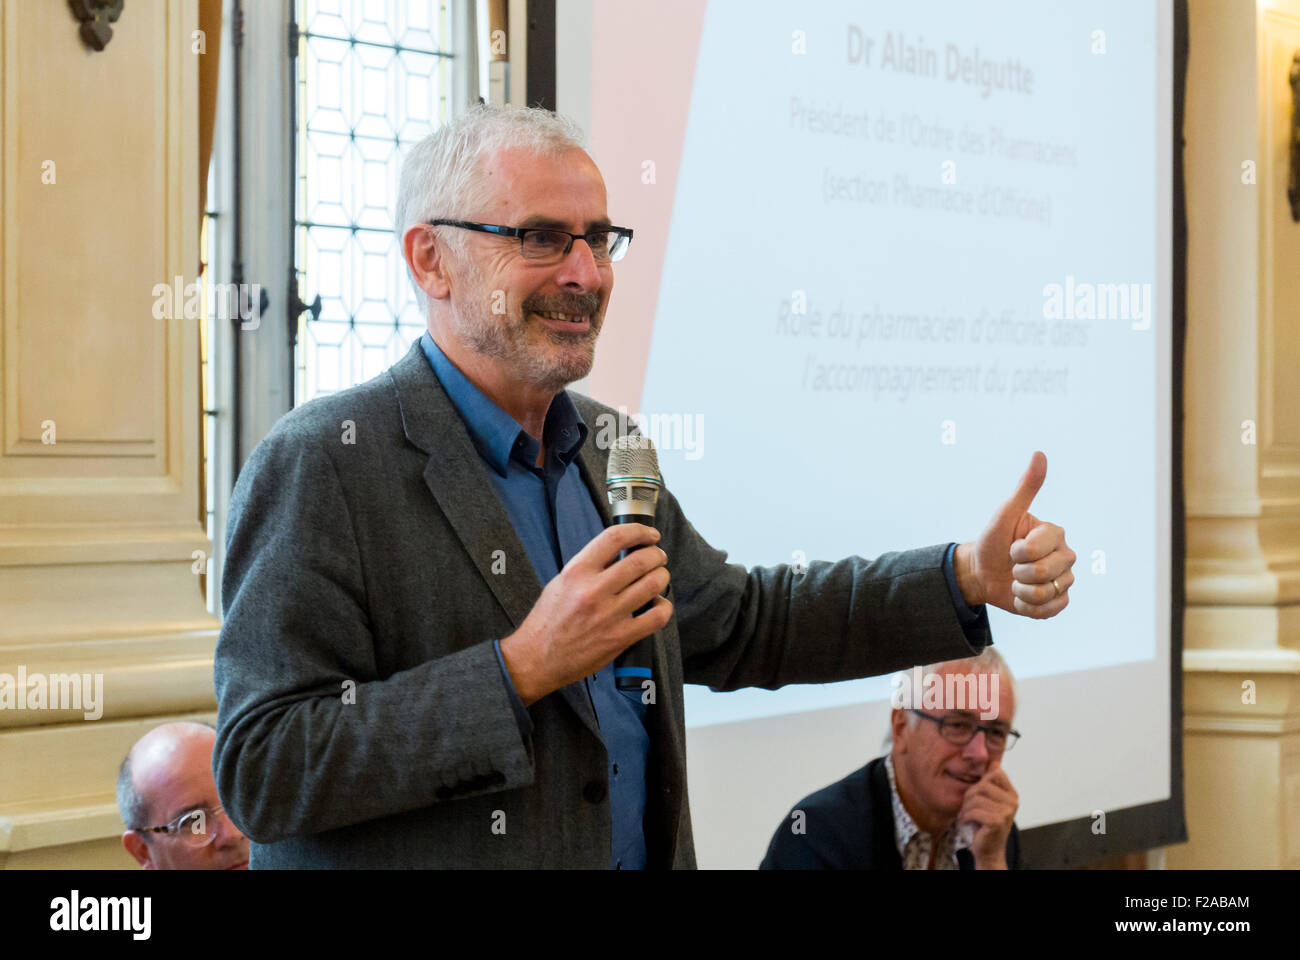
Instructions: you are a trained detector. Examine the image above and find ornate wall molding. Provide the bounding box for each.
[68,0,123,52]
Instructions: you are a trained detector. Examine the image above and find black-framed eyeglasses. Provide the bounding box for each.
[136,805,229,847]
[428,219,633,263]
[909,710,1020,751]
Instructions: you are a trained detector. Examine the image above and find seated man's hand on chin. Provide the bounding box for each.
[959,758,1019,870]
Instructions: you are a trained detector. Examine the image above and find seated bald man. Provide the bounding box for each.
[117,721,249,870]
[760,648,1021,869]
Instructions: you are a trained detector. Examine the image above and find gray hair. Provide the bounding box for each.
[393,104,588,310]
[882,646,1016,751]
[116,752,148,832]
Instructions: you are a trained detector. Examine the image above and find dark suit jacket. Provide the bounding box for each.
[759,755,1021,869]
[213,341,991,868]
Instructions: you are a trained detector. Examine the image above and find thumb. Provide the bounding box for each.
[998,451,1046,524]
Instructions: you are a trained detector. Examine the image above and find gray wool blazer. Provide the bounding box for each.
[213,340,991,869]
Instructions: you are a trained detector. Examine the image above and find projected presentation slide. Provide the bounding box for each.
[560,0,1172,831]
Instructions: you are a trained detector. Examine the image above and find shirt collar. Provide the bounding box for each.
[419,331,587,476]
[884,753,973,868]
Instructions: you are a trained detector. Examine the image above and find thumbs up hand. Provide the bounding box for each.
[954,451,1075,619]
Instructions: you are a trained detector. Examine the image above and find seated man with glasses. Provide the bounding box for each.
[760,647,1021,869]
[118,721,249,870]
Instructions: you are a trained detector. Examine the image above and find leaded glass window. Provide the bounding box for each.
[293,0,456,402]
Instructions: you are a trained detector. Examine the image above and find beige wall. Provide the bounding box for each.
[1169,0,1300,868]
[0,1,218,869]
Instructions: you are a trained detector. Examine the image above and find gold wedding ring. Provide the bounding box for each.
[1052,578,1061,598]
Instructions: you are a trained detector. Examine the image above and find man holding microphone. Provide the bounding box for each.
[213,105,1074,869]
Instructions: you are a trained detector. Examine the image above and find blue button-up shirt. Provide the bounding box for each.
[420,331,987,870]
[421,332,649,869]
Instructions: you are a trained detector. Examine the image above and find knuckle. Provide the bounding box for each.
[575,588,598,615]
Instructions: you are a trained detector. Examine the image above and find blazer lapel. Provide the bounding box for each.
[388,342,602,741]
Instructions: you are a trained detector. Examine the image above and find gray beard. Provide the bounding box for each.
[447,253,604,393]
[452,305,601,395]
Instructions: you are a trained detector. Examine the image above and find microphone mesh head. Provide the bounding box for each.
[606,434,662,483]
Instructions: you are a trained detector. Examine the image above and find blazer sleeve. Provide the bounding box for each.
[654,481,992,690]
[213,427,534,844]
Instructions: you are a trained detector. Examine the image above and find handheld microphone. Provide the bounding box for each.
[606,435,663,691]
